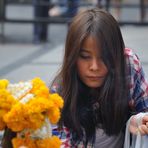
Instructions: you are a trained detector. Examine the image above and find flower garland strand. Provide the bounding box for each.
[0,77,63,148]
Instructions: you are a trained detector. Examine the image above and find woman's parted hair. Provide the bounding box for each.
[54,8,129,141]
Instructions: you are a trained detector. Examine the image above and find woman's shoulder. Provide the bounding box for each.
[124,47,138,59]
[124,47,133,56]
[124,47,141,72]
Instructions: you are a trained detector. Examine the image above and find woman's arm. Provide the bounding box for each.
[126,48,148,135]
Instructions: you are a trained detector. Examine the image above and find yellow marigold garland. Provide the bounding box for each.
[0,77,64,148]
[12,136,61,148]
[31,77,50,98]
[0,79,9,89]
[0,79,17,130]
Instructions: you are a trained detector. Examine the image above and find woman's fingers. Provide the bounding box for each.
[142,115,148,124]
[129,115,138,135]
[146,122,148,128]
[137,115,148,135]
[140,115,148,134]
[138,125,148,135]
[129,114,148,135]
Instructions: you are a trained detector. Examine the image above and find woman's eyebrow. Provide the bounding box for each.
[80,48,90,53]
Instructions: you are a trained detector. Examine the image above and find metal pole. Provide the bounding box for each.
[140,0,145,22]
[0,0,5,43]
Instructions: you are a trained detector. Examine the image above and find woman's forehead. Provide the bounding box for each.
[82,36,102,49]
[80,36,102,55]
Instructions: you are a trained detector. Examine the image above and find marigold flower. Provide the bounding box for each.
[0,79,9,89]
[0,77,63,148]
[50,93,64,109]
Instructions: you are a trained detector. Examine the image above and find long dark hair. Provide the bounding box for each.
[53,8,130,145]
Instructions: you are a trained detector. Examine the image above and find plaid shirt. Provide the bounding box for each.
[51,48,148,147]
[125,48,148,112]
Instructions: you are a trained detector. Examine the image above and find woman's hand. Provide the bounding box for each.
[129,114,148,135]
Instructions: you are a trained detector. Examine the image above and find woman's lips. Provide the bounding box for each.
[87,76,104,81]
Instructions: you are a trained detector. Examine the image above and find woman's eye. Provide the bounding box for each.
[80,54,91,59]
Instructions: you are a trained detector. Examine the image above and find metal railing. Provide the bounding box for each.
[0,0,148,42]
[1,0,148,24]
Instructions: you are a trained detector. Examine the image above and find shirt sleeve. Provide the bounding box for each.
[126,48,148,112]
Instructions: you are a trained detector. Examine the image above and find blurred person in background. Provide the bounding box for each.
[49,0,123,20]
[49,0,79,17]
[97,0,123,20]
[33,0,49,43]
[140,0,148,22]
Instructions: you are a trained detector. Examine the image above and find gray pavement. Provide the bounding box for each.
[0,23,67,84]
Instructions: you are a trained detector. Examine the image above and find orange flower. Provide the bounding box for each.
[0,77,64,148]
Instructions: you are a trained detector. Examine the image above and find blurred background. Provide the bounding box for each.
[0,0,148,143]
[0,0,148,83]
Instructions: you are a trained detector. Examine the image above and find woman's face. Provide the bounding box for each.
[76,36,108,88]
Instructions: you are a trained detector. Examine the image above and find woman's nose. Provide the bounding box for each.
[90,59,99,71]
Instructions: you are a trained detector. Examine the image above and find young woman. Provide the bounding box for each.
[2,8,148,148]
[50,8,148,147]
